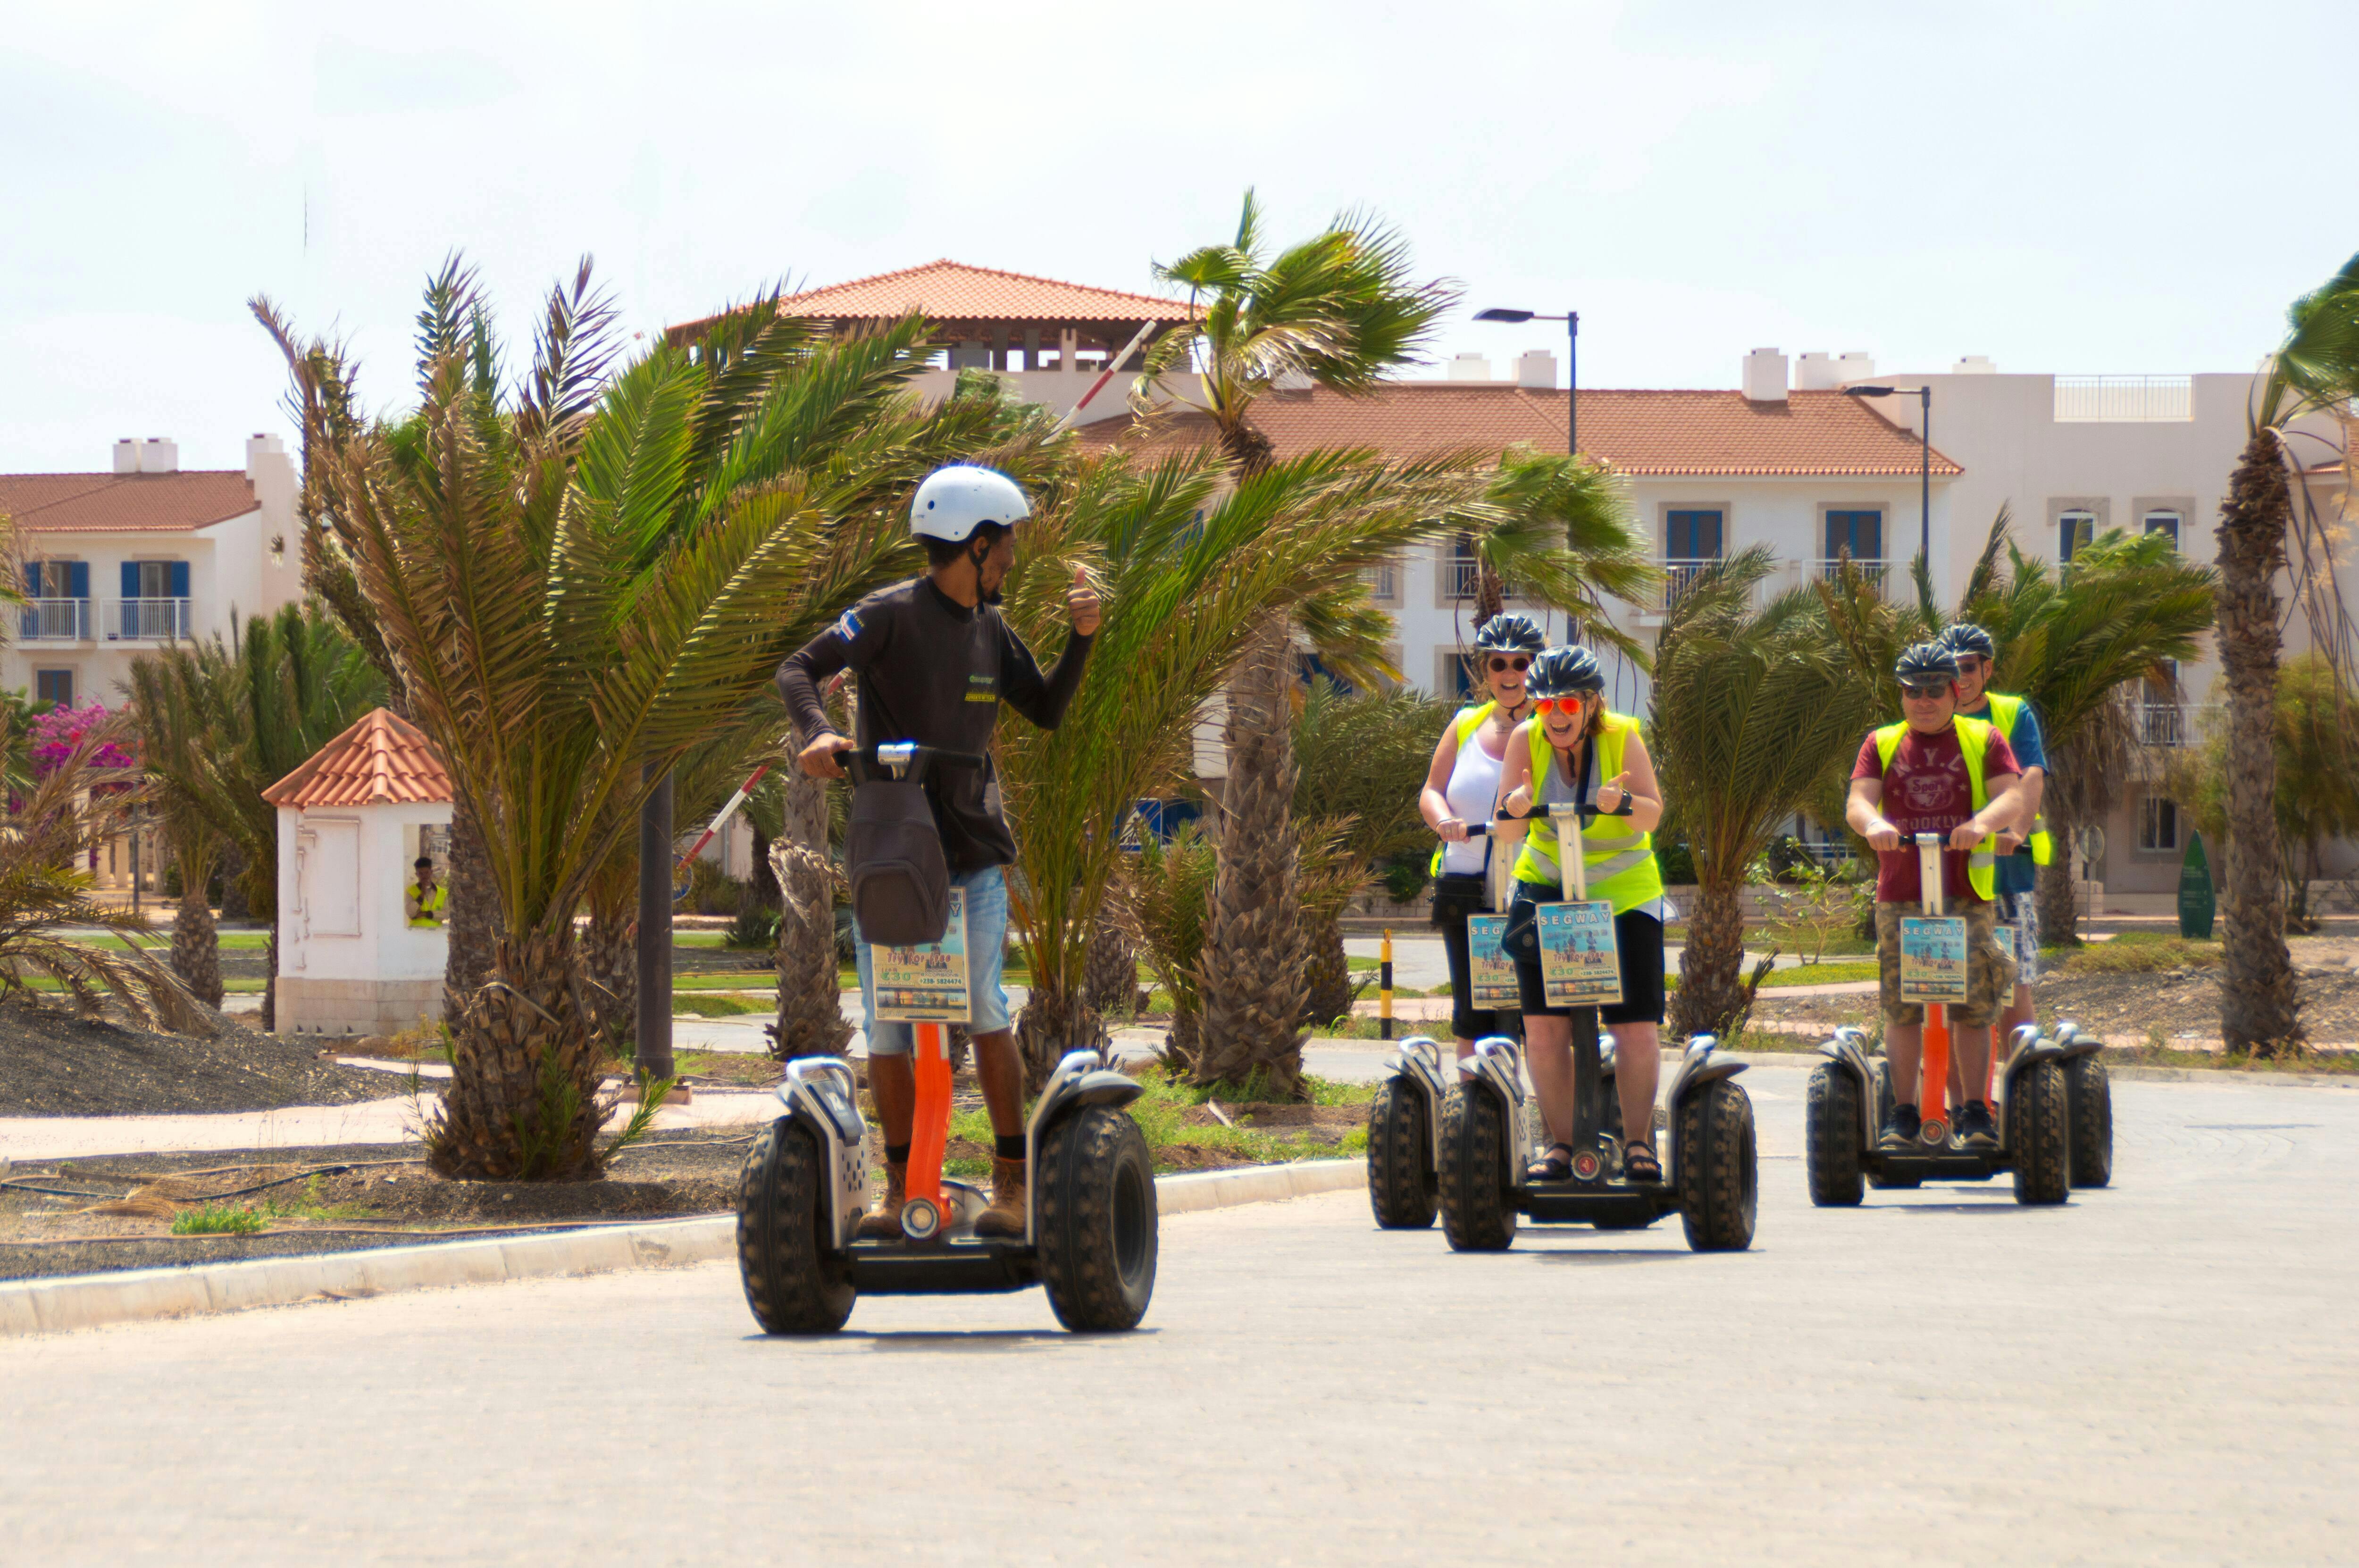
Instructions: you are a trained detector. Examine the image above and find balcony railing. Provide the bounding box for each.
[1443,557,1481,601]
[1660,557,1719,611]
[2140,703,2186,748]
[1813,558,1893,599]
[1361,560,1399,600]
[19,597,92,642]
[108,597,192,642]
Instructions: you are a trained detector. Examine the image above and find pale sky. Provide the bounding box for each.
[3,0,2349,474]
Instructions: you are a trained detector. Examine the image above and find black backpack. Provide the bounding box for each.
[846,772,951,947]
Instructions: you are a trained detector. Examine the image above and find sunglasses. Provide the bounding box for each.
[1900,683,1949,701]
[1487,656,1530,674]
[1536,695,1593,715]
[1953,656,1987,672]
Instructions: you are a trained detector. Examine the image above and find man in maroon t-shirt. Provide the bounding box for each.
[1845,642,2024,1149]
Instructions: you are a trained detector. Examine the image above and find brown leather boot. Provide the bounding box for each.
[856,1161,907,1240]
[974,1156,1027,1239]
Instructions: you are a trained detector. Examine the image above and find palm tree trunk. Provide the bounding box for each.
[442,792,497,1026]
[263,922,279,1033]
[583,890,635,1051]
[770,766,851,1062]
[169,842,224,1009]
[1016,974,1105,1092]
[1299,909,1357,1027]
[1196,611,1308,1094]
[2214,429,2302,1055]
[430,928,602,1180]
[1672,861,1748,1038]
[2035,831,2081,947]
[1083,905,1138,1019]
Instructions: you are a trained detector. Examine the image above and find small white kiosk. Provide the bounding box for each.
[262,708,455,1037]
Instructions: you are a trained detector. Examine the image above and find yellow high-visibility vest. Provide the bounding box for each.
[1512,711,1665,916]
[1871,716,2000,901]
[1981,692,2055,866]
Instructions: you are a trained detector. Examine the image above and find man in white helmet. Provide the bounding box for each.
[778,463,1100,1240]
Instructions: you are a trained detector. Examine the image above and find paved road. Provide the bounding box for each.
[6,1070,2357,1565]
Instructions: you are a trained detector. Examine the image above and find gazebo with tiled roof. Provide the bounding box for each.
[262,708,456,1039]
[668,259,1198,375]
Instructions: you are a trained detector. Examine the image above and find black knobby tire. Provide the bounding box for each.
[737,1115,856,1335]
[2009,1059,2071,1206]
[1867,1061,1922,1189]
[1366,1078,1439,1229]
[1037,1105,1158,1332]
[1676,1078,1757,1251]
[1437,1082,1517,1252]
[2065,1054,2113,1189]
[1805,1063,1865,1207]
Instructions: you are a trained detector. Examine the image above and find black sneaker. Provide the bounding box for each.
[1879,1102,1921,1148]
[1957,1101,1999,1148]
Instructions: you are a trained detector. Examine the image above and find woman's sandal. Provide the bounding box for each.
[1526,1143,1574,1182]
[1623,1142,1664,1183]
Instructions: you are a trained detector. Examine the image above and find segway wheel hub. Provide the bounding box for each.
[1571,1150,1604,1181]
[1918,1118,1948,1147]
[901,1197,942,1241]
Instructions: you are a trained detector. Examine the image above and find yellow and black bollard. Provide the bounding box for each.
[1380,928,1395,1041]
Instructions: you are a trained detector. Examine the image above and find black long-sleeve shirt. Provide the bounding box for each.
[778,575,1093,872]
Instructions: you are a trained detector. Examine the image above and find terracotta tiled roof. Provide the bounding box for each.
[0,470,260,533]
[1075,383,1964,477]
[262,709,454,809]
[669,259,1196,339]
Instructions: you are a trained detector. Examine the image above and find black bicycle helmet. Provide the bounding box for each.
[1941,621,1997,661]
[1473,612,1547,655]
[1527,644,1606,700]
[1894,640,1961,686]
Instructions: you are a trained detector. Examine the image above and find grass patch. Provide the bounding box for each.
[170,1204,267,1235]
[2056,935,2221,975]
[671,994,768,1017]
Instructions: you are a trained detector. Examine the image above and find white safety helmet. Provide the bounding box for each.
[910,464,1031,544]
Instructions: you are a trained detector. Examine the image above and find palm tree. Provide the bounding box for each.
[121,666,227,1006]
[1135,191,1457,1088]
[992,446,1489,1095]
[282,259,1023,1179]
[2211,257,2359,1053]
[1652,548,1878,1037]
[1959,529,2215,942]
[125,606,387,1028]
[1462,448,1658,656]
[1290,679,1452,1024]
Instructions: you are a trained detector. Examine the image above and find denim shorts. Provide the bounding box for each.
[856,864,1012,1055]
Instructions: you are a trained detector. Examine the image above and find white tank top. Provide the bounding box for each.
[1439,721,1507,875]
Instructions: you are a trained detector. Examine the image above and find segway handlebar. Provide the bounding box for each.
[843,742,987,786]
[1496,797,1635,827]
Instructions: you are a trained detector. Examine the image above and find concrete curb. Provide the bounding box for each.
[1717,1048,2359,1088]
[0,1159,1367,1340]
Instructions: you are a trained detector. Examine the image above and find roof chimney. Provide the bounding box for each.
[1742,348,1789,403]
[1953,355,1996,374]
[1515,350,1557,390]
[137,437,178,474]
[1447,352,1494,382]
[113,439,139,475]
[1836,351,1875,382]
[1794,352,1841,391]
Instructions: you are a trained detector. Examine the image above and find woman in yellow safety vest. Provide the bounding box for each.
[1496,645,1671,1184]
[1417,614,1546,1059]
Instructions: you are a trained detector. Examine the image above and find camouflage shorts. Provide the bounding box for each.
[1876,900,2015,1028]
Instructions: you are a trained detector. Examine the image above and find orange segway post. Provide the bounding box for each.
[904,1021,955,1236]
[1915,833,1951,1146]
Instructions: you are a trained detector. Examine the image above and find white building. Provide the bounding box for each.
[0,434,305,711]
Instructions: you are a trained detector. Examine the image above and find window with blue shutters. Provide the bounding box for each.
[1824,509,1883,561]
[1665,509,1723,560]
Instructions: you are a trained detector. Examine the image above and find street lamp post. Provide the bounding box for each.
[1844,384,1932,568]
[1473,308,1579,455]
